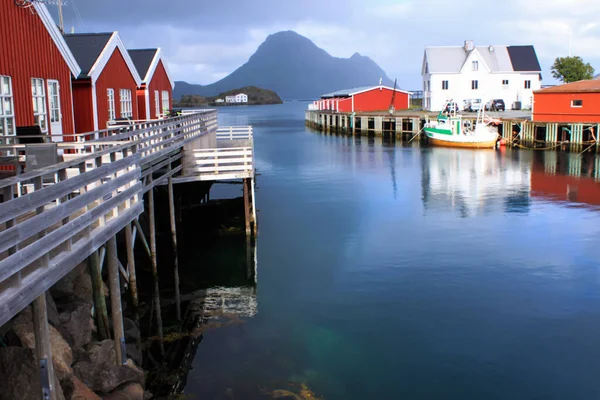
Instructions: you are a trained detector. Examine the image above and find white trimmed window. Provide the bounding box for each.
[502,79,509,89]
[107,88,115,121]
[472,61,479,71]
[154,90,160,117]
[524,80,531,89]
[119,89,132,118]
[0,76,15,139]
[571,99,583,108]
[31,78,48,133]
[442,80,449,90]
[161,90,170,114]
[471,80,479,90]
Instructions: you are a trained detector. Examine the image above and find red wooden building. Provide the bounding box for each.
[312,85,412,113]
[0,1,81,139]
[128,48,175,120]
[533,80,600,123]
[64,32,142,132]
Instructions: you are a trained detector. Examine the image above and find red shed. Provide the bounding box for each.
[312,85,412,113]
[533,80,600,123]
[64,32,142,132]
[129,49,175,120]
[0,1,80,139]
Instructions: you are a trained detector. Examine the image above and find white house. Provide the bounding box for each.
[235,93,248,103]
[422,40,542,111]
[225,96,236,103]
[215,98,225,103]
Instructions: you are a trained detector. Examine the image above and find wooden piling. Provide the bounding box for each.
[88,250,109,340]
[167,176,181,321]
[125,223,138,309]
[32,293,56,400]
[250,177,258,235]
[107,236,125,365]
[148,181,164,354]
[243,178,251,236]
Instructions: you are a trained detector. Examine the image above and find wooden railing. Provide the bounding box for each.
[179,146,254,182]
[216,126,253,141]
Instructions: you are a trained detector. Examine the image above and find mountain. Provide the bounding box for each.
[173,30,393,100]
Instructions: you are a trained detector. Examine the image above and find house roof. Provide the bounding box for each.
[534,80,600,94]
[32,4,81,78]
[423,43,541,74]
[63,33,113,78]
[128,48,175,88]
[321,85,412,98]
[63,32,142,86]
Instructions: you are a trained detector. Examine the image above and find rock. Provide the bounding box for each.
[12,313,74,383]
[123,318,140,342]
[73,361,144,394]
[59,303,93,349]
[125,343,142,367]
[51,262,94,305]
[87,340,116,366]
[63,376,101,400]
[101,383,144,400]
[0,346,65,400]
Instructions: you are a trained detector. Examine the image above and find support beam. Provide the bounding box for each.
[148,180,164,354]
[133,218,152,260]
[243,178,251,236]
[88,250,109,340]
[125,223,139,309]
[251,177,258,236]
[167,176,181,321]
[107,236,125,365]
[33,293,56,400]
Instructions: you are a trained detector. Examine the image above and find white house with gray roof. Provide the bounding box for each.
[422,40,542,112]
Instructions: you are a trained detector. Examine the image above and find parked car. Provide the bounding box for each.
[463,98,483,112]
[485,99,505,111]
[443,101,459,113]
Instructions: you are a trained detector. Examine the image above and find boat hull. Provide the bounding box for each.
[424,127,498,149]
[427,136,498,149]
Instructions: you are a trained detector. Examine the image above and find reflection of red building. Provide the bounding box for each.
[531,170,600,206]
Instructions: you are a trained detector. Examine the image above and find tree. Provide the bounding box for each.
[551,56,595,83]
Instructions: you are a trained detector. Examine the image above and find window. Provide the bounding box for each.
[472,61,479,71]
[524,80,531,89]
[502,79,509,89]
[154,90,160,117]
[442,80,449,90]
[161,90,170,114]
[0,76,15,140]
[119,89,132,118]
[107,89,115,121]
[471,80,479,90]
[571,99,583,107]
[31,78,48,133]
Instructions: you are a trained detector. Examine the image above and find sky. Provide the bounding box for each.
[51,0,600,90]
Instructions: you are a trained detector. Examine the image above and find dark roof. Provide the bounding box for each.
[507,45,542,72]
[63,33,113,78]
[128,49,158,80]
[535,79,600,93]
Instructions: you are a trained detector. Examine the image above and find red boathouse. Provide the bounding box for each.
[312,85,412,113]
[533,80,600,123]
[129,48,175,120]
[0,1,81,139]
[64,32,142,132]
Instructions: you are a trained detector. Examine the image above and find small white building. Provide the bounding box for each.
[215,98,225,104]
[235,93,248,103]
[422,40,542,111]
[225,96,236,103]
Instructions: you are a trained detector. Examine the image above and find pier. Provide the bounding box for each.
[305,109,600,152]
[0,110,256,399]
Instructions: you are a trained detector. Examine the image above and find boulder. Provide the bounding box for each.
[0,346,65,400]
[51,262,94,305]
[59,303,93,349]
[73,361,144,394]
[101,383,144,400]
[126,343,143,367]
[62,376,101,400]
[123,318,140,342]
[12,313,74,383]
[87,340,116,366]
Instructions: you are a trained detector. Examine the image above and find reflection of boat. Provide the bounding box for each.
[424,100,499,148]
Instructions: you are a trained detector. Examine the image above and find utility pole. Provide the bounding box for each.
[58,1,64,34]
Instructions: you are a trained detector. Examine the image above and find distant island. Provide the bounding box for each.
[174,86,283,107]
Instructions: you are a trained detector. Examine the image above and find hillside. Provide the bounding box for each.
[174,30,393,100]
[175,86,282,107]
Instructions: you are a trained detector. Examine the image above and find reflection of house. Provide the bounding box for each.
[422,40,542,111]
[421,149,532,216]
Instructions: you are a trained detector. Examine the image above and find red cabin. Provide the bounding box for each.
[0,1,81,140]
[312,85,412,113]
[129,49,174,120]
[533,80,600,123]
[64,32,142,132]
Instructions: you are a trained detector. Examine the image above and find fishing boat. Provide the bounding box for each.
[424,100,499,149]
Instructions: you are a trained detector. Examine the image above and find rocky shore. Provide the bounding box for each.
[0,263,150,400]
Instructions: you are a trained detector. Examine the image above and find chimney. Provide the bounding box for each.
[464,40,474,52]
[489,45,495,52]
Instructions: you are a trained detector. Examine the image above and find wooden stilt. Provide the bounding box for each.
[243,178,251,236]
[250,177,258,235]
[88,250,109,340]
[148,181,164,354]
[133,218,152,260]
[33,293,56,400]
[125,223,138,309]
[107,236,125,365]
[167,176,181,321]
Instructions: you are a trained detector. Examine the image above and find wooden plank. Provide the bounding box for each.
[147,182,164,354]
[125,223,138,309]
[143,164,182,193]
[89,250,109,340]
[140,153,181,178]
[185,165,254,173]
[32,293,57,400]
[187,158,253,166]
[168,175,181,321]
[107,235,125,365]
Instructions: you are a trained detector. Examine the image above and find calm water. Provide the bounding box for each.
[180,102,600,399]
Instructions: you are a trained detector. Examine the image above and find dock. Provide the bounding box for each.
[305,109,600,152]
[0,110,256,398]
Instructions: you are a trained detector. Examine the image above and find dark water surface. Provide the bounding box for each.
[181,102,600,399]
